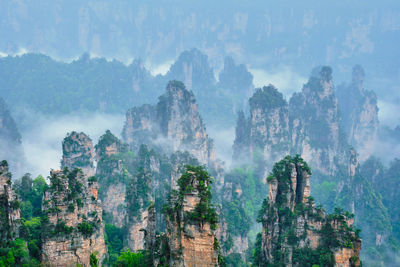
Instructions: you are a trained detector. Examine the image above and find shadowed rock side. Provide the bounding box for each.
[95,130,128,228]
[0,97,24,176]
[41,132,106,266]
[166,48,216,92]
[163,166,221,267]
[258,156,361,267]
[122,80,215,166]
[233,85,290,175]
[337,149,395,265]
[0,160,21,243]
[337,65,379,161]
[289,66,341,175]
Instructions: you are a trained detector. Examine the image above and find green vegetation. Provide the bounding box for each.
[249,85,287,111]
[114,249,152,267]
[164,165,219,229]
[77,221,96,237]
[253,156,361,267]
[13,174,48,219]
[104,224,124,263]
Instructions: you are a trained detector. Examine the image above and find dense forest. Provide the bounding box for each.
[1,1,400,266]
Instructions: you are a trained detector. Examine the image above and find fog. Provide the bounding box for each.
[20,112,124,178]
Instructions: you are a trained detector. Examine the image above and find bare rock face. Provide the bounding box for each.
[337,65,379,161]
[289,66,341,175]
[41,168,107,266]
[122,104,158,152]
[0,160,20,242]
[61,131,95,177]
[41,132,106,266]
[336,149,394,264]
[233,85,289,174]
[126,165,155,251]
[95,130,128,227]
[122,80,215,166]
[164,167,221,267]
[259,156,361,267]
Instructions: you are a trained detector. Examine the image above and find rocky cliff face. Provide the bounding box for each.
[289,66,340,175]
[164,166,221,266]
[95,131,158,252]
[166,48,215,92]
[218,177,250,257]
[125,145,157,251]
[41,168,107,266]
[157,80,215,165]
[233,85,289,174]
[218,56,253,96]
[337,65,379,160]
[122,80,215,166]
[61,131,95,177]
[122,104,158,152]
[0,160,20,243]
[95,130,128,228]
[0,97,24,176]
[41,132,106,266]
[335,149,393,265]
[359,157,400,265]
[233,68,341,176]
[258,156,361,267]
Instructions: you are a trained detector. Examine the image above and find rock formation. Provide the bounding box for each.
[41,132,106,266]
[163,166,221,266]
[61,131,95,177]
[95,130,128,228]
[0,97,24,176]
[218,177,250,257]
[337,65,379,160]
[125,144,157,251]
[258,156,361,267]
[336,149,393,258]
[0,160,20,243]
[233,85,289,172]
[218,56,254,112]
[218,56,253,97]
[289,66,341,175]
[122,80,215,166]
[166,48,215,92]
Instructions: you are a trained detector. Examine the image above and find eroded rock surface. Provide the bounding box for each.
[122,80,215,166]
[0,160,20,243]
[165,167,221,266]
[259,156,361,267]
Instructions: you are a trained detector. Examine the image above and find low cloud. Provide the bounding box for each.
[249,67,307,98]
[378,99,400,127]
[0,47,29,58]
[208,126,235,168]
[146,59,174,76]
[20,112,124,178]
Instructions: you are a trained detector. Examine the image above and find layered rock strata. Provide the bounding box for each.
[41,132,106,266]
[164,167,220,266]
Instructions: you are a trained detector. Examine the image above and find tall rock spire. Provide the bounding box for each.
[337,65,379,160]
[259,156,361,267]
[41,132,107,266]
[61,131,95,177]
